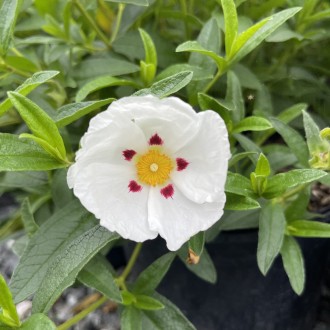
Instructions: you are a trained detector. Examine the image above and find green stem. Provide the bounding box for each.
[120,242,143,281]
[202,69,223,94]
[179,0,190,39]
[73,0,110,48]
[57,296,108,330]
[110,3,126,44]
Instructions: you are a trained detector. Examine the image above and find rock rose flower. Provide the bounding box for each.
[67,95,231,251]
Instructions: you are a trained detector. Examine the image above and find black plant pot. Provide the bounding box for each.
[129,213,330,330]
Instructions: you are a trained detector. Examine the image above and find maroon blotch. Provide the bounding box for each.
[149,133,163,145]
[123,149,136,161]
[160,184,174,199]
[176,158,189,171]
[128,180,142,192]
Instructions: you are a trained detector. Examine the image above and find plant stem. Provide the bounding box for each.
[202,69,223,94]
[120,242,143,281]
[179,0,190,40]
[57,296,108,330]
[73,0,110,48]
[110,3,126,44]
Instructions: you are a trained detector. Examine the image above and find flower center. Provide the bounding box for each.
[136,149,174,186]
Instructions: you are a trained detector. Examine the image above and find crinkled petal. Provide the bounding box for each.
[171,110,231,203]
[109,95,199,153]
[148,184,225,251]
[70,163,157,242]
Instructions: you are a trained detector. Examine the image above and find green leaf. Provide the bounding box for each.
[142,293,196,330]
[303,111,328,153]
[280,236,305,295]
[257,201,286,275]
[219,0,238,55]
[226,71,244,122]
[134,71,193,98]
[188,231,205,258]
[0,71,59,116]
[264,169,327,199]
[0,133,66,171]
[229,7,301,65]
[225,192,260,210]
[21,198,38,237]
[232,116,272,133]
[121,306,142,330]
[32,226,119,313]
[78,254,122,303]
[197,93,232,126]
[4,56,38,73]
[51,169,74,209]
[105,0,149,5]
[270,117,309,167]
[255,153,271,177]
[0,0,23,55]
[135,295,164,311]
[55,98,115,127]
[133,253,175,294]
[176,41,226,71]
[19,314,56,330]
[225,172,254,197]
[178,248,217,284]
[139,28,157,67]
[287,220,330,238]
[229,17,269,59]
[10,200,96,303]
[7,92,67,162]
[0,274,20,327]
[76,76,136,102]
[228,151,258,167]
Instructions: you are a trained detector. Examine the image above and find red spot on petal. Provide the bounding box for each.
[123,149,136,161]
[176,158,189,171]
[128,180,142,192]
[160,184,174,199]
[149,133,163,145]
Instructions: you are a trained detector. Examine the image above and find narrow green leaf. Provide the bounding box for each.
[257,201,286,275]
[287,220,330,238]
[229,7,301,65]
[7,92,66,161]
[226,71,244,122]
[139,28,157,67]
[121,306,142,330]
[270,117,309,167]
[0,133,66,171]
[255,153,271,177]
[0,0,23,55]
[32,226,119,313]
[134,71,193,98]
[133,253,175,294]
[225,172,254,197]
[232,116,272,133]
[178,248,217,284]
[142,293,196,330]
[135,295,164,311]
[188,231,205,257]
[220,0,238,55]
[176,41,226,70]
[55,98,115,127]
[10,200,96,303]
[20,314,56,330]
[303,111,328,153]
[228,151,258,167]
[21,198,38,237]
[264,169,327,199]
[0,274,20,328]
[105,0,149,5]
[78,254,122,303]
[76,76,135,102]
[225,192,260,210]
[0,71,59,116]
[280,236,305,295]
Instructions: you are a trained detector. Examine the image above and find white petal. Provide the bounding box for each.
[110,95,199,153]
[148,184,225,251]
[171,110,231,204]
[71,163,157,242]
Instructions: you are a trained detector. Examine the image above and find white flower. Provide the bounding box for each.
[67,95,231,251]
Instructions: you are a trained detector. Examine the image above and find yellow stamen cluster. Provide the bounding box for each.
[136,149,174,186]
